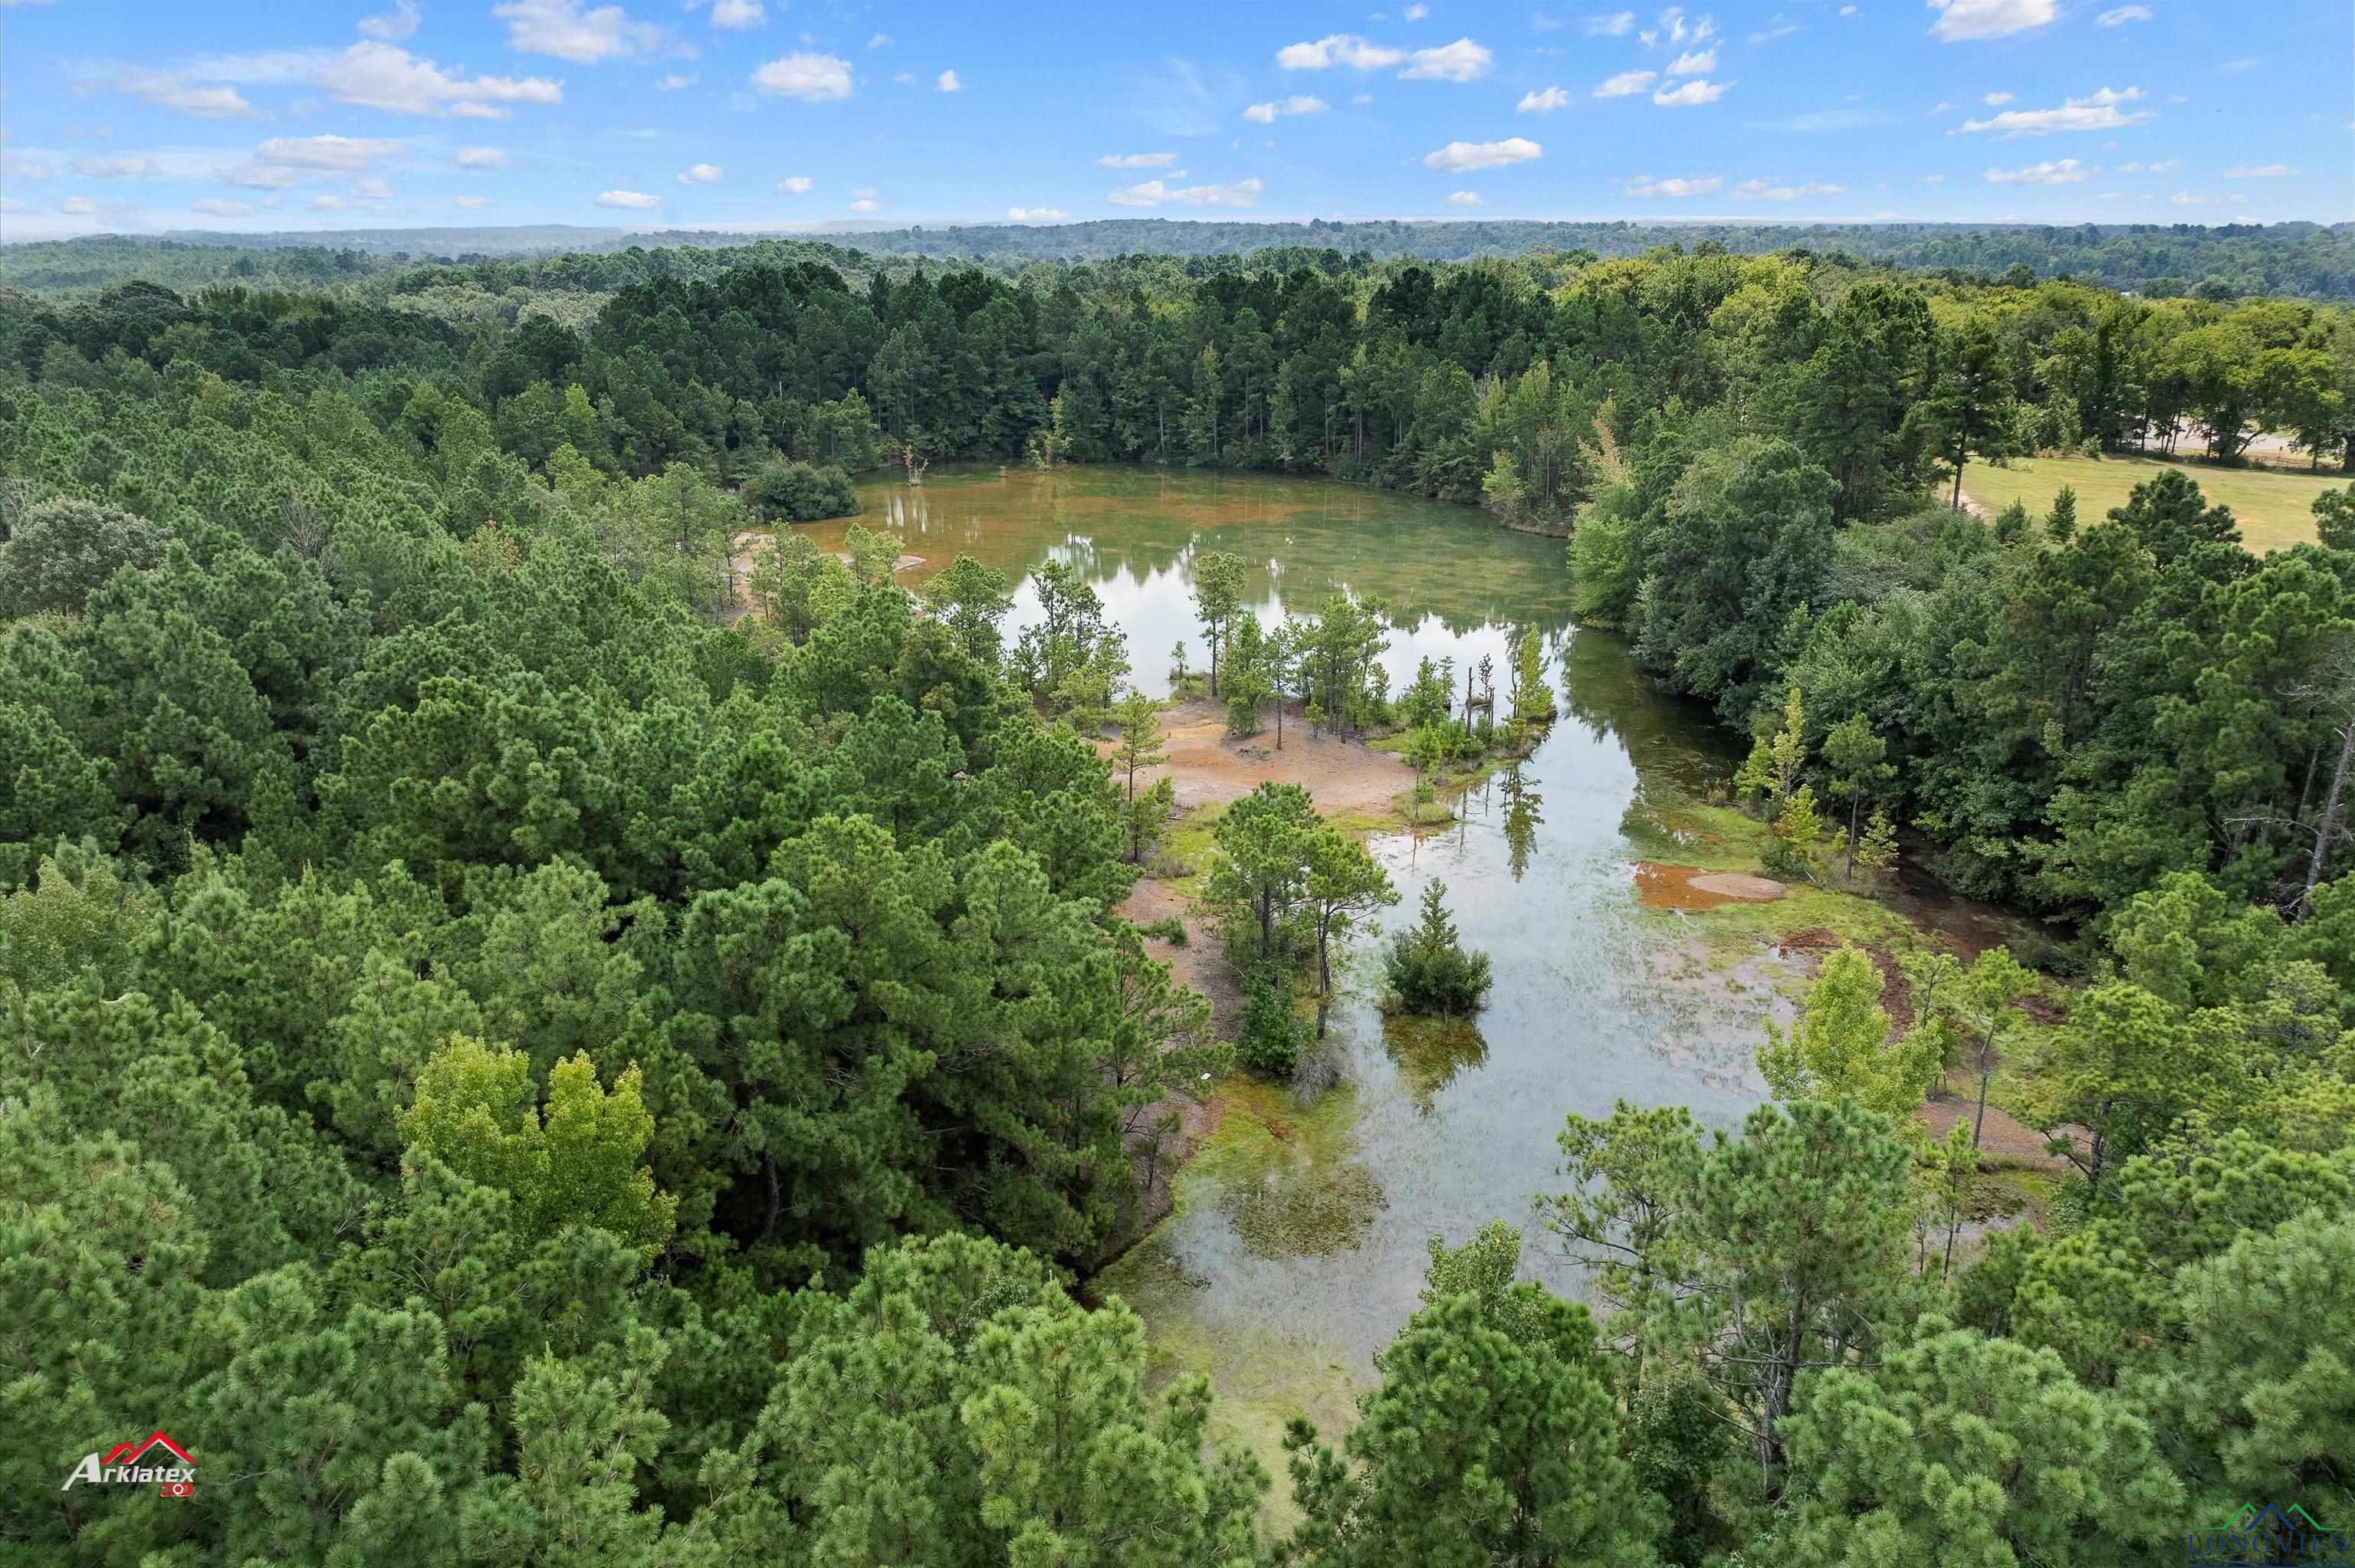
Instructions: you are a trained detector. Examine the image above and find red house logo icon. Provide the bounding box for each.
[62,1432,197,1497]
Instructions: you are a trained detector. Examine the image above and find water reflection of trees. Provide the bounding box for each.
[1381,1014,1490,1114]
[1501,763,1543,882]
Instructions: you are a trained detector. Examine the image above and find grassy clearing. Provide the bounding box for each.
[1962,451,2340,556]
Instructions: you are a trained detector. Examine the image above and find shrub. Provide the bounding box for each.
[1239,962,1306,1077]
[1139,915,1188,946]
[1385,880,1493,1017]
[750,460,860,522]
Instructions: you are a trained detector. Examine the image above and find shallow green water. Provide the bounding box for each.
[825,464,1785,1475]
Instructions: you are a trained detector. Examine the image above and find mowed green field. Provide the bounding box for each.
[1962,452,2344,556]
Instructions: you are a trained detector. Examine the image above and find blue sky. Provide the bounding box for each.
[0,0,2346,239]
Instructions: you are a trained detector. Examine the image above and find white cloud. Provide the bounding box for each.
[677,162,721,182]
[1352,90,1375,103]
[71,155,157,177]
[1666,48,1716,75]
[1840,4,1858,13]
[315,42,563,119]
[2095,3,2151,20]
[1925,0,2055,41]
[495,0,667,64]
[1750,21,1798,41]
[1447,189,1482,205]
[116,74,257,119]
[1595,68,1657,97]
[655,73,697,90]
[1106,175,1264,207]
[1653,77,1729,105]
[1401,38,1493,80]
[1276,31,1493,80]
[456,146,507,169]
[192,197,255,215]
[867,33,892,48]
[1585,11,1635,34]
[1006,205,1068,220]
[711,0,764,27]
[1957,85,2151,136]
[1,153,55,179]
[359,0,422,41]
[1733,177,1846,198]
[2117,156,2179,172]
[1627,173,1723,196]
[752,51,852,100]
[352,175,394,201]
[597,188,659,207]
[1277,34,1407,69]
[849,185,879,211]
[1922,172,1947,182]
[1099,151,1179,167]
[309,194,348,211]
[2169,189,2202,204]
[245,134,406,177]
[937,69,961,92]
[1985,157,2088,182]
[1982,90,2015,105]
[1518,85,1574,112]
[1243,95,1328,122]
[0,199,24,215]
[1422,136,1540,170]
[57,196,97,215]
[2222,162,2296,177]
[893,72,915,85]
[777,175,812,192]
[1405,2,1430,17]
[455,194,494,209]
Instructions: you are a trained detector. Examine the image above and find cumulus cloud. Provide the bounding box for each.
[1926,0,2055,41]
[1276,32,1490,80]
[1653,77,1729,105]
[677,162,721,182]
[777,175,812,192]
[1243,95,1328,122]
[1985,157,2087,182]
[1666,48,1716,75]
[315,42,563,118]
[1401,38,1493,80]
[352,175,394,201]
[937,70,961,92]
[711,0,764,27]
[228,133,406,187]
[1733,177,1846,198]
[1277,34,1407,69]
[1641,8,1716,48]
[1447,189,1482,205]
[1106,175,1264,207]
[1099,151,1178,167]
[1957,85,2150,136]
[1595,68,1657,97]
[2169,189,2202,205]
[597,188,659,208]
[495,0,668,63]
[1518,85,1574,112]
[1627,173,1723,196]
[1585,11,1635,34]
[1422,136,1540,170]
[752,51,852,100]
[655,73,697,90]
[456,146,507,169]
[191,196,256,215]
[1006,205,1068,220]
[114,73,257,119]
[359,0,422,41]
[849,185,879,211]
[2222,162,2297,177]
[1982,90,2014,104]
[455,194,494,208]
[308,194,348,211]
[2094,4,2151,21]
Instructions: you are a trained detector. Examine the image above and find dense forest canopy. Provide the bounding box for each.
[5,230,2353,1563]
[8,215,2355,300]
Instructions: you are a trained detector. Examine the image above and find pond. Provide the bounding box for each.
[818,462,1790,1491]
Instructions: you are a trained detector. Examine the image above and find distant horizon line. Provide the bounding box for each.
[7,213,2345,248]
